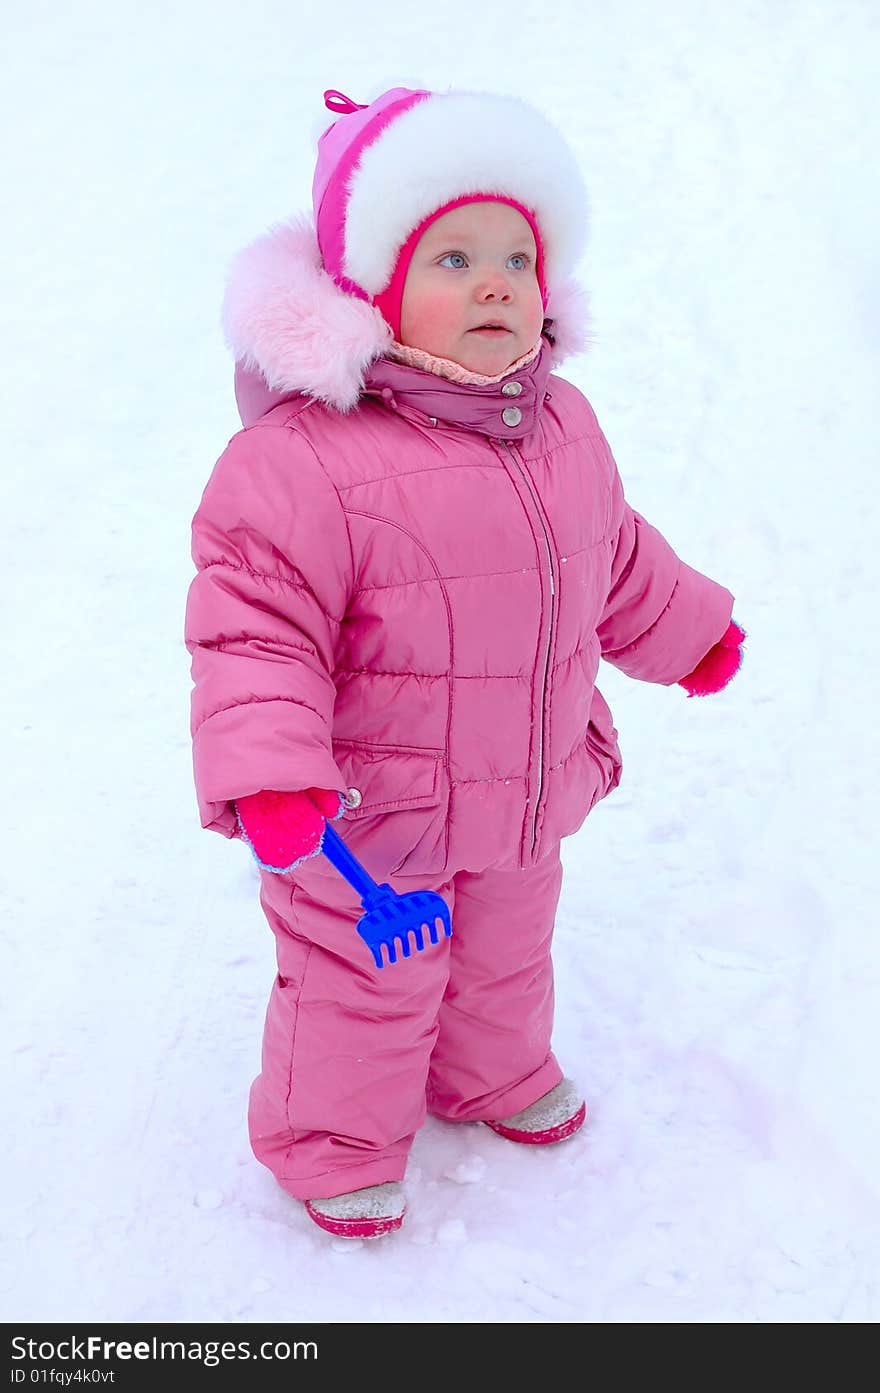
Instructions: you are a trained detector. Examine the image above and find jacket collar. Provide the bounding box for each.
[360,337,554,439]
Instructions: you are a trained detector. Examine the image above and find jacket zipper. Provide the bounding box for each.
[501,439,556,855]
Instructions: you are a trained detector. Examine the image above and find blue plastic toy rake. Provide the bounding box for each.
[320,822,452,969]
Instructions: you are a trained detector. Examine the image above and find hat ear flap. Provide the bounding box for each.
[542,276,593,367]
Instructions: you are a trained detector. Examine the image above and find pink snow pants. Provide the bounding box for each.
[248,847,565,1200]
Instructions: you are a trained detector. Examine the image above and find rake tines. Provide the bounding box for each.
[357,888,452,969]
[320,822,452,968]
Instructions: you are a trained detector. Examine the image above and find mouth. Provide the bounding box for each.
[469,323,512,336]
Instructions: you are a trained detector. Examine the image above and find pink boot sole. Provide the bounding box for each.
[484,1099,587,1145]
[304,1203,405,1238]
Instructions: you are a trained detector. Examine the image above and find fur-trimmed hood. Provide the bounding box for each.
[221,213,592,422]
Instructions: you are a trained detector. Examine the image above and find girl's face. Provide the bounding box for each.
[399,201,544,373]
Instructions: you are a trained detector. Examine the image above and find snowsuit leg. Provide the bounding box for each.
[425,847,565,1123]
[247,845,565,1200]
[248,857,456,1201]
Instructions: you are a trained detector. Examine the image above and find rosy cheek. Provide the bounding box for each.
[424,289,461,328]
[405,291,459,345]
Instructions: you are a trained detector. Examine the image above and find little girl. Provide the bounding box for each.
[185,84,745,1240]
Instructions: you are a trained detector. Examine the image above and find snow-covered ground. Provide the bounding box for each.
[3,0,879,1322]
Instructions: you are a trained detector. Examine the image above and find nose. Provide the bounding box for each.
[477,271,514,301]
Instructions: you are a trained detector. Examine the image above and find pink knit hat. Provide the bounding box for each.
[311,86,588,340]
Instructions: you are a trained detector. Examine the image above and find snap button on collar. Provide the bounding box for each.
[502,381,523,397]
[343,787,363,809]
[502,406,523,427]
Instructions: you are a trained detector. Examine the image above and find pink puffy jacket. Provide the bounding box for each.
[184,226,735,880]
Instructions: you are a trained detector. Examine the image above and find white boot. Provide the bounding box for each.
[486,1077,586,1144]
[305,1181,406,1238]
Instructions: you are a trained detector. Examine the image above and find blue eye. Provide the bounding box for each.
[439,252,531,270]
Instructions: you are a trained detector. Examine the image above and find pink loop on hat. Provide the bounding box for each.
[372,195,548,342]
[323,90,368,115]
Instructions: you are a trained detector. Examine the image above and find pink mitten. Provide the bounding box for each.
[235,787,345,872]
[678,619,746,698]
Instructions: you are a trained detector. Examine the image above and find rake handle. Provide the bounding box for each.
[321,821,384,903]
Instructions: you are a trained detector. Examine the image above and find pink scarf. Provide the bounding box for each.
[384,335,543,385]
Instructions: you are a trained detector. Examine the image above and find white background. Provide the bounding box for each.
[2,0,878,1322]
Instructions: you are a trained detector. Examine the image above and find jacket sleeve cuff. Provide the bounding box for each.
[192,701,347,836]
[604,561,736,686]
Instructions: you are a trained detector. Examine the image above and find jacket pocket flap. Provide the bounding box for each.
[332,742,444,816]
